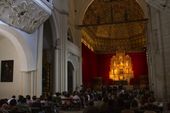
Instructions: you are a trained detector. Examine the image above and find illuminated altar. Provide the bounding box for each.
[109,50,134,84]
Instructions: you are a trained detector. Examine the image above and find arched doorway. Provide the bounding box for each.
[42,18,55,96]
[67,61,74,92]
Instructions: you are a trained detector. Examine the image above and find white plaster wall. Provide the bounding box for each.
[0,20,44,97]
[9,28,38,72]
[0,21,38,71]
[0,37,22,99]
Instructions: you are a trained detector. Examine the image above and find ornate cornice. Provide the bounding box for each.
[82,28,147,54]
[0,0,52,33]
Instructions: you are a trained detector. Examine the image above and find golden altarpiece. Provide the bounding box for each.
[109,50,134,85]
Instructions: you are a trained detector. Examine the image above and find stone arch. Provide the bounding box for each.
[67,52,78,74]
[136,0,149,18]
[77,0,94,24]
[67,52,79,92]
[51,12,60,41]
[49,14,59,47]
[0,25,34,71]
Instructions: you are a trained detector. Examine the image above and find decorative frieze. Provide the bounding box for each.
[0,0,52,33]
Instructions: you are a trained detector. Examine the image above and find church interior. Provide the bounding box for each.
[0,0,170,113]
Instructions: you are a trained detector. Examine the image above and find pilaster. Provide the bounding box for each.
[147,4,170,101]
[147,6,164,100]
[53,10,68,92]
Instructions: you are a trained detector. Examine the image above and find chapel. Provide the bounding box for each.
[0,0,169,103]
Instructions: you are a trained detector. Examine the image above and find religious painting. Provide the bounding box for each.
[1,60,14,82]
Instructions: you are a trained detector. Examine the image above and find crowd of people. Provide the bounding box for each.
[0,85,163,113]
[81,85,163,113]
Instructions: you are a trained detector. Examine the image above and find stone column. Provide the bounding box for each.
[77,57,82,88]
[159,12,170,101]
[60,14,68,92]
[146,0,170,101]
[35,25,44,96]
[147,6,169,101]
[53,10,68,92]
[54,39,61,92]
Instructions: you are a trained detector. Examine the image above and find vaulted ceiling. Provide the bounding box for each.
[81,0,147,53]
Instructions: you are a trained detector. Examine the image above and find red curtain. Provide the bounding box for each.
[82,44,97,87]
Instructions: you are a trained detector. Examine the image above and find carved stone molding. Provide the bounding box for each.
[0,0,52,33]
[146,0,170,12]
[67,52,79,69]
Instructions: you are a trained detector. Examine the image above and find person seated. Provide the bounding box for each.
[94,95,103,110]
[7,96,16,105]
[60,91,67,106]
[53,92,62,107]
[83,101,99,113]
[63,92,72,109]
[7,99,18,112]
[130,98,140,110]
[30,96,41,113]
[25,95,32,107]
[30,96,41,108]
[72,91,81,104]
[0,102,9,113]
[16,98,31,113]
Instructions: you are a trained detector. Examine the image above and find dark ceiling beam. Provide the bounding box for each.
[77,18,148,28]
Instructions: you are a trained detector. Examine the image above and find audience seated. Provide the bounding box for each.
[16,97,31,113]
[0,85,165,113]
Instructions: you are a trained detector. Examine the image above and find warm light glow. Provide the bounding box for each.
[109,50,134,83]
